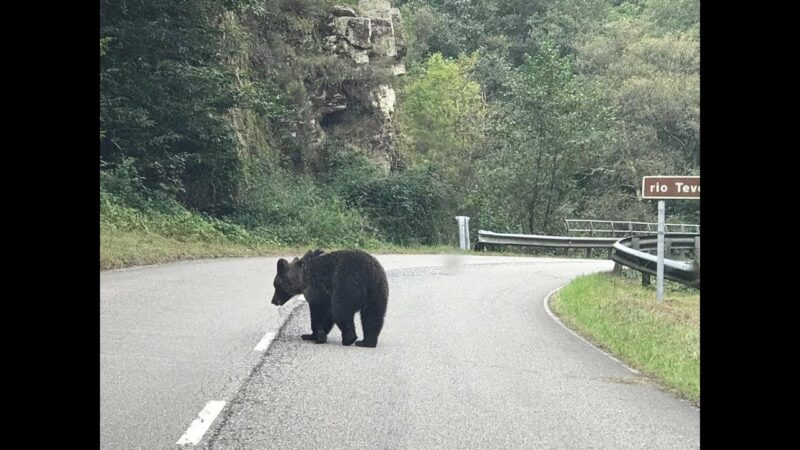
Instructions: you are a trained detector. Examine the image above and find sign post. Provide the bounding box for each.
[656,200,665,302]
[641,176,700,302]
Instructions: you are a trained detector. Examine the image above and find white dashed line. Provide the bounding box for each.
[177,295,306,445]
[176,400,226,446]
[253,331,277,352]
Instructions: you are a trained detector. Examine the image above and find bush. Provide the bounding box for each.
[100,158,151,210]
[101,158,382,249]
[230,170,377,247]
[333,164,450,246]
[101,191,228,242]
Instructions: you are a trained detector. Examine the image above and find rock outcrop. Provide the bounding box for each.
[309,0,406,171]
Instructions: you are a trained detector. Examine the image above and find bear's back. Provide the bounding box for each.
[307,250,388,297]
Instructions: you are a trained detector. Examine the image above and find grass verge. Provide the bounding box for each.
[100,194,539,270]
[550,272,699,405]
[101,228,294,270]
[100,228,523,271]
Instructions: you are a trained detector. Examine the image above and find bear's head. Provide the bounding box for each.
[270,249,325,306]
[271,256,305,306]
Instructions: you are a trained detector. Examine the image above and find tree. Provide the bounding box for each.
[476,43,613,234]
[574,8,699,222]
[399,52,489,208]
[100,0,244,213]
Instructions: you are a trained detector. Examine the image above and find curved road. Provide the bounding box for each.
[100,255,699,449]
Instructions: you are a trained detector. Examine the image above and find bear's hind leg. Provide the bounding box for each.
[332,302,357,346]
[322,313,334,335]
[356,305,384,348]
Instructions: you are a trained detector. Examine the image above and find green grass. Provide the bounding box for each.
[100,227,523,271]
[100,191,538,271]
[101,227,298,270]
[551,272,699,404]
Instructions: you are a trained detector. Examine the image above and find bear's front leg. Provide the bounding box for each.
[303,301,332,344]
[300,332,326,343]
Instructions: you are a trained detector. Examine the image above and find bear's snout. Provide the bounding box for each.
[271,288,293,306]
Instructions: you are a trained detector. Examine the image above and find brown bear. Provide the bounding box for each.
[271,249,389,348]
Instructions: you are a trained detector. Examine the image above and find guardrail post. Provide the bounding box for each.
[455,216,470,251]
[695,236,700,263]
[611,244,622,274]
[632,237,651,286]
[585,248,592,258]
[664,238,672,259]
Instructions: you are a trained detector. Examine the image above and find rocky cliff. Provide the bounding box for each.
[227,0,408,175]
[314,0,407,172]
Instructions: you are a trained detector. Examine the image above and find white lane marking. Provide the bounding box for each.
[176,400,226,446]
[177,296,306,445]
[253,331,276,352]
[543,285,640,375]
[253,295,306,352]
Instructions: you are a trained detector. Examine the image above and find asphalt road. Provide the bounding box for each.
[100,254,699,449]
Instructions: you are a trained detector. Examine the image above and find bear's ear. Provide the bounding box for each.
[277,258,288,274]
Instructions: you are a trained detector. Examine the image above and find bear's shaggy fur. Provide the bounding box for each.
[271,249,389,348]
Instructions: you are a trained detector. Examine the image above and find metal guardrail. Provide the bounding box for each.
[476,230,700,289]
[613,234,699,253]
[612,236,700,289]
[476,230,617,249]
[565,219,700,236]
[476,230,697,252]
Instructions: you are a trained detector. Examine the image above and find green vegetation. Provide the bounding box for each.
[551,272,699,403]
[100,0,698,267]
[100,188,496,270]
